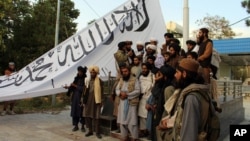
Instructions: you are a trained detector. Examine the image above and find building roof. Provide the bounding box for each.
[213,38,250,66]
[214,38,250,54]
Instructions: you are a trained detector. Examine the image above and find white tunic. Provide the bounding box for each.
[138,72,155,118]
[116,79,140,125]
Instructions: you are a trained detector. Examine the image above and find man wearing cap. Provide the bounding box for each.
[186,39,198,53]
[116,65,140,141]
[63,66,87,132]
[169,58,209,141]
[114,41,129,79]
[125,40,136,66]
[197,28,213,84]
[1,62,16,116]
[83,66,103,139]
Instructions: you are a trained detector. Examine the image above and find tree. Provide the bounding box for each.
[0,0,13,49]
[12,0,80,68]
[195,14,236,39]
[241,0,250,26]
[0,0,79,73]
[0,0,32,73]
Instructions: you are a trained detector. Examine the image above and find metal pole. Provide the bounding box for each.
[183,0,189,51]
[52,0,60,106]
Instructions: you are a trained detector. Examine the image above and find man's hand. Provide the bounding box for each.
[120,91,128,100]
[63,85,69,89]
[158,119,168,130]
[127,50,133,57]
[70,83,77,88]
[145,104,151,110]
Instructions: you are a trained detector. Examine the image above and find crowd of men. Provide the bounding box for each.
[110,27,220,141]
[1,27,220,141]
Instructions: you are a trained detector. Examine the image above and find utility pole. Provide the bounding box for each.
[52,0,60,106]
[183,0,189,51]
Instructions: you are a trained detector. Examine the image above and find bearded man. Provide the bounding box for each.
[83,66,103,139]
[197,28,213,84]
[116,65,140,141]
[138,63,155,138]
[167,43,182,69]
[158,58,210,141]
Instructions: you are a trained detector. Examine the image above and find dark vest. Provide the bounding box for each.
[198,39,213,67]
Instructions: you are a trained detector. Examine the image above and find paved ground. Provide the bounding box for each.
[221,96,250,141]
[0,109,119,141]
[1,96,250,141]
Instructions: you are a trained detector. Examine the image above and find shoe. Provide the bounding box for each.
[1,111,6,116]
[85,132,93,137]
[116,128,121,133]
[96,134,102,139]
[81,126,86,132]
[10,111,16,115]
[147,134,152,140]
[139,130,148,138]
[72,126,79,131]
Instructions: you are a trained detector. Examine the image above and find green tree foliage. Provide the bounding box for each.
[13,0,79,68]
[0,0,79,73]
[195,14,236,39]
[0,0,32,73]
[241,0,250,26]
[0,0,12,48]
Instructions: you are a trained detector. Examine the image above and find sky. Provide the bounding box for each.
[73,0,250,38]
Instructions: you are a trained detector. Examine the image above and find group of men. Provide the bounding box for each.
[1,27,219,141]
[64,65,104,139]
[112,27,220,141]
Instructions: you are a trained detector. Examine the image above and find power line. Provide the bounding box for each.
[82,0,100,18]
[228,16,250,26]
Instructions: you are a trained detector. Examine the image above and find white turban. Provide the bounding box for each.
[136,41,144,46]
[150,37,157,42]
[146,44,157,50]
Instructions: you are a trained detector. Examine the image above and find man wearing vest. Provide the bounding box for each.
[172,58,210,141]
[116,65,140,141]
[197,28,213,84]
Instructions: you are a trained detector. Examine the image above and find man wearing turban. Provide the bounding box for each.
[83,65,103,139]
[63,66,87,132]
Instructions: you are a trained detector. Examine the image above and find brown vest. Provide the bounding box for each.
[198,39,213,67]
[119,75,139,106]
[173,84,209,141]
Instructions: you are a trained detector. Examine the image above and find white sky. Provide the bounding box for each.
[73,0,250,38]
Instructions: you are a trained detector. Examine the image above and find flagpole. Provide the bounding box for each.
[183,0,189,51]
[52,0,60,106]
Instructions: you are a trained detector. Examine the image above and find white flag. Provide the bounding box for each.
[0,0,166,101]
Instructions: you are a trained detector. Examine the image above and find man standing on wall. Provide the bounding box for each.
[197,28,213,84]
